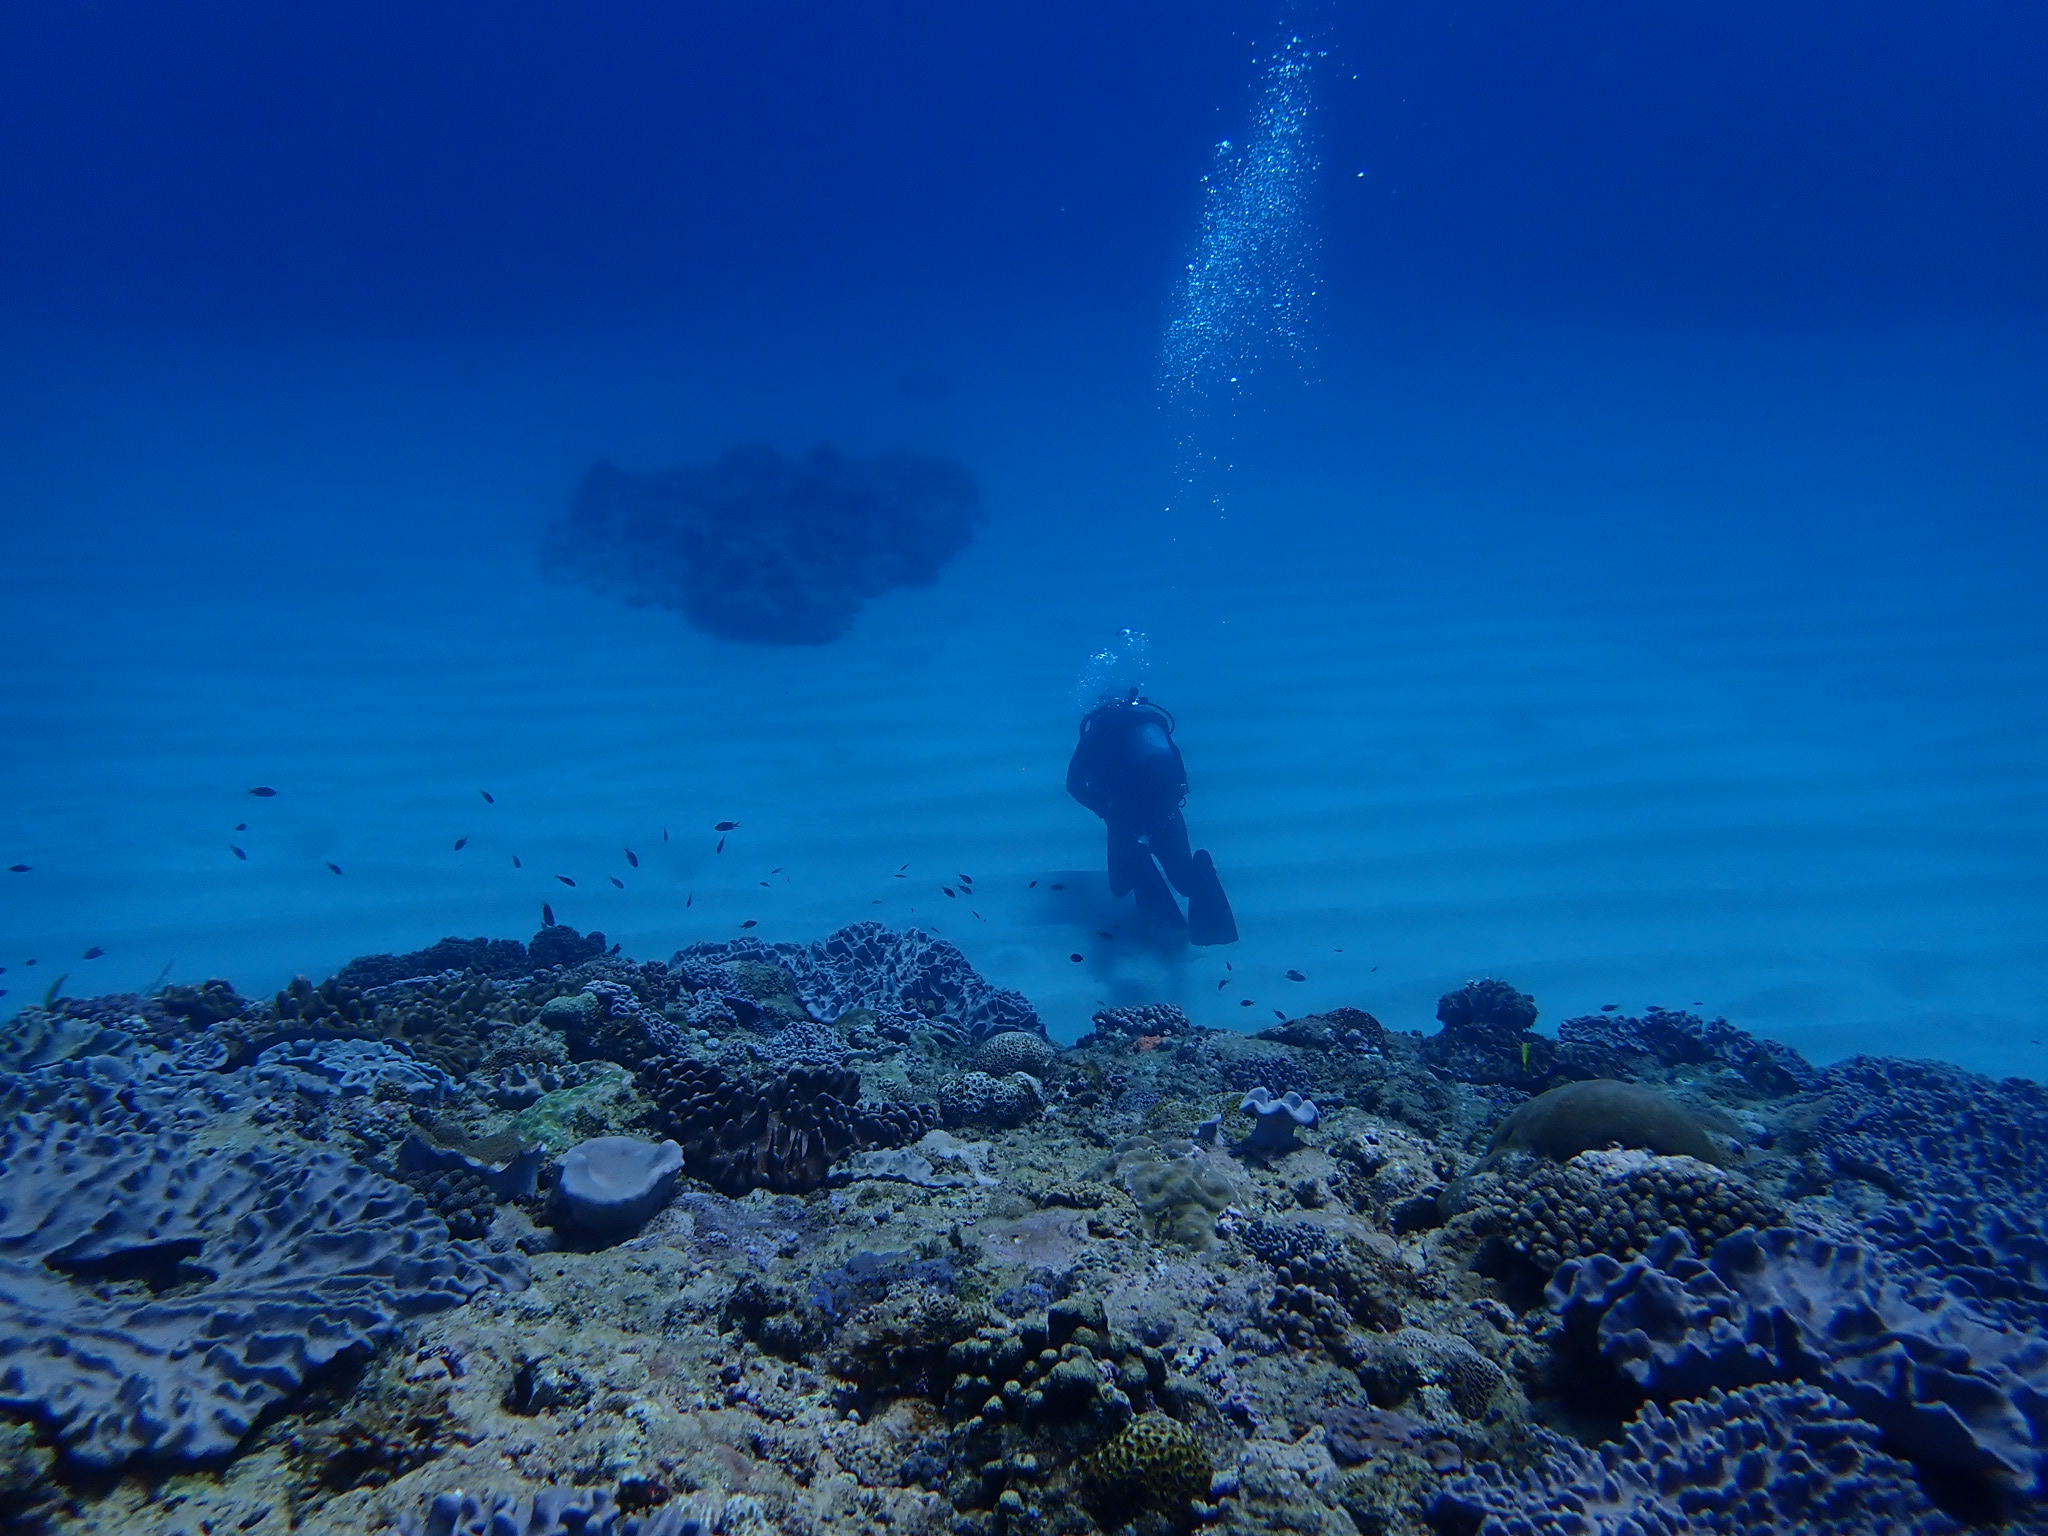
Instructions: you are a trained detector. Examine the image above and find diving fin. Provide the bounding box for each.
[1185,849,1238,946]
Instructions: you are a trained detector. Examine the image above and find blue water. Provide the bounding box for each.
[3,0,2046,1074]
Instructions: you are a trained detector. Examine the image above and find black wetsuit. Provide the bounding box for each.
[1066,696,1237,944]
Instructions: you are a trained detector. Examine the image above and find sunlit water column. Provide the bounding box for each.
[1160,28,1322,520]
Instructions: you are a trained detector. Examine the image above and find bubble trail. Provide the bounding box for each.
[1160,29,1322,503]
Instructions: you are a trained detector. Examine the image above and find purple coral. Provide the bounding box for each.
[1550,1225,2048,1494]
[0,1100,523,1466]
[1431,1383,1958,1535]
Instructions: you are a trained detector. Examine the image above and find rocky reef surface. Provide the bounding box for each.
[2,928,2044,1536]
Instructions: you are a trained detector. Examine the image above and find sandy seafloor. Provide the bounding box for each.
[2,307,2045,1077]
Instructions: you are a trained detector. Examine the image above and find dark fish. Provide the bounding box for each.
[770,866,782,874]
[556,875,575,886]
[1274,1009,1286,1020]
[942,886,956,897]
[0,990,5,998]
[1216,979,1228,990]
[716,836,726,854]
[758,880,770,887]
[1238,998,1253,1007]
[235,823,247,831]
[663,827,670,842]
[740,919,757,929]
[893,872,907,879]
[686,893,693,907]
[898,862,910,872]
[82,946,104,959]
[714,820,740,832]
[610,876,625,888]
[959,874,973,884]
[24,959,35,966]
[453,837,468,851]
[512,854,522,868]
[326,862,343,875]
[1028,879,1038,888]
[1370,965,1379,972]
[6,865,28,873]
[1600,1004,1618,1012]
[625,849,639,867]
[972,911,984,920]
[1226,961,1233,971]
[1285,969,1306,982]
[247,786,278,797]
[1069,953,1084,963]
[231,845,247,860]
[1097,930,1114,940]
[481,790,495,803]
[1050,882,1064,891]
[542,902,555,925]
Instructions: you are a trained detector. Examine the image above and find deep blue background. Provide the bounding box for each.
[3,0,2044,337]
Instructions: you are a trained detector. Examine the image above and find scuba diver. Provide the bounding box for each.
[1066,688,1238,945]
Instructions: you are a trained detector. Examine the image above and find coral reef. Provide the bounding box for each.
[1,923,2041,1536]
[544,445,984,645]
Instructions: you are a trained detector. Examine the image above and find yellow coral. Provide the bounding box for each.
[1082,1411,1211,1513]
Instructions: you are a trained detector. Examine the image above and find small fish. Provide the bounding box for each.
[234,822,247,831]
[1050,882,1065,891]
[898,862,910,872]
[1285,969,1306,982]
[1273,1009,1286,1020]
[0,990,5,998]
[542,902,555,925]
[1370,965,1378,972]
[893,871,908,879]
[6,865,28,873]
[325,861,343,875]
[481,790,495,803]
[512,854,522,868]
[24,959,36,967]
[959,874,973,884]
[942,886,956,897]
[1069,953,1084,963]
[1226,961,1233,971]
[1238,998,1253,1007]
[1097,930,1114,940]
[972,911,984,920]
[1600,1003,1617,1012]
[1216,979,1228,991]
[230,845,247,860]
[555,875,575,886]
[686,893,693,908]
[740,919,757,929]
[663,827,670,842]
[82,946,104,959]
[609,876,625,888]
[247,786,278,797]
[624,848,639,867]
[759,880,770,887]
[453,837,468,851]
[716,836,726,854]
[1028,879,1038,888]
[770,866,783,874]
[714,820,740,832]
